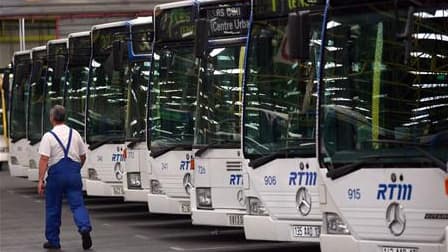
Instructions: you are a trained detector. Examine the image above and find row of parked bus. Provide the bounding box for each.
[3,0,447,251]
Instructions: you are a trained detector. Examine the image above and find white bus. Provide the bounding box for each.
[65,31,91,190]
[84,21,130,197]
[241,0,324,241]
[317,0,448,251]
[147,1,198,215]
[9,50,31,177]
[122,17,153,202]
[26,46,48,181]
[190,0,249,227]
[0,68,10,165]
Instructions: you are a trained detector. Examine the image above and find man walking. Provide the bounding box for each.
[38,105,93,250]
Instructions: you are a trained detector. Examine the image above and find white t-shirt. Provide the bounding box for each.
[39,124,87,166]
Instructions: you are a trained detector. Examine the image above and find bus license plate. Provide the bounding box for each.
[228,214,244,226]
[180,202,191,213]
[292,225,320,238]
[382,247,418,252]
[112,185,123,195]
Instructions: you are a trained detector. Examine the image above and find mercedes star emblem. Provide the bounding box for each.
[114,162,123,181]
[236,189,246,207]
[386,202,406,236]
[296,187,312,216]
[183,173,193,195]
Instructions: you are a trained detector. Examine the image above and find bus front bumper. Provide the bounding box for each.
[85,179,123,197]
[244,215,321,242]
[320,233,446,252]
[27,168,39,181]
[123,188,149,202]
[147,194,190,215]
[191,207,246,227]
[8,163,27,177]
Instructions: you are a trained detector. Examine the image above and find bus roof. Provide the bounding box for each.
[68,31,90,39]
[154,0,194,12]
[31,46,46,53]
[47,38,68,46]
[129,16,153,26]
[91,20,129,31]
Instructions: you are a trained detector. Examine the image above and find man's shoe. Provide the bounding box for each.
[81,231,92,250]
[43,242,61,250]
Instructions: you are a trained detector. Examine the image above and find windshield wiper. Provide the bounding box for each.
[150,144,192,158]
[126,138,144,148]
[368,139,446,171]
[88,137,124,151]
[194,141,239,157]
[249,144,315,169]
[29,138,41,145]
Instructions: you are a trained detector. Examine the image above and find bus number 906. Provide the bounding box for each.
[264,176,277,186]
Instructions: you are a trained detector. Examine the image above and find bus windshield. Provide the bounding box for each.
[66,35,90,138]
[319,2,448,170]
[11,54,31,141]
[194,45,245,147]
[243,17,321,161]
[87,26,129,145]
[44,42,68,132]
[149,46,196,150]
[126,60,150,141]
[28,49,47,143]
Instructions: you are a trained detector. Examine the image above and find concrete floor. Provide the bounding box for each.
[0,169,321,252]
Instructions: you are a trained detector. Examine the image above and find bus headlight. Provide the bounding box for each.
[150,179,164,195]
[196,187,212,209]
[247,197,268,216]
[127,172,142,189]
[325,212,351,235]
[10,156,18,165]
[88,168,99,180]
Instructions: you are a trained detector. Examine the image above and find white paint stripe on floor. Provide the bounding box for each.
[134,234,149,240]
[169,242,300,251]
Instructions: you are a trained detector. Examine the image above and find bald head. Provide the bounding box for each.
[50,105,66,125]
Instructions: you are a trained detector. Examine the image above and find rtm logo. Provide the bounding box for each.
[112,153,125,162]
[230,174,243,185]
[289,172,317,186]
[180,160,192,170]
[377,184,412,200]
[180,154,193,171]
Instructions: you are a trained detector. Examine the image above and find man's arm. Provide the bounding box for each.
[80,154,86,167]
[38,155,49,196]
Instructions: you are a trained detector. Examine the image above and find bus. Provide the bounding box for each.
[190,0,250,227]
[84,21,130,197]
[26,45,48,181]
[317,1,448,251]
[44,39,69,132]
[0,68,10,166]
[65,31,91,189]
[241,0,324,241]
[9,50,31,177]
[122,17,154,202]
[147,1,198,214]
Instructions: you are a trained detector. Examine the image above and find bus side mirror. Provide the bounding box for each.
[194,19,209,58]
[288,11,310,60]
[112,40,124,71]
[54,55,66,80]
[30,60,43,84]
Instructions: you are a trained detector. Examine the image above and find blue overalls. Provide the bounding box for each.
[45,128,92,246]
